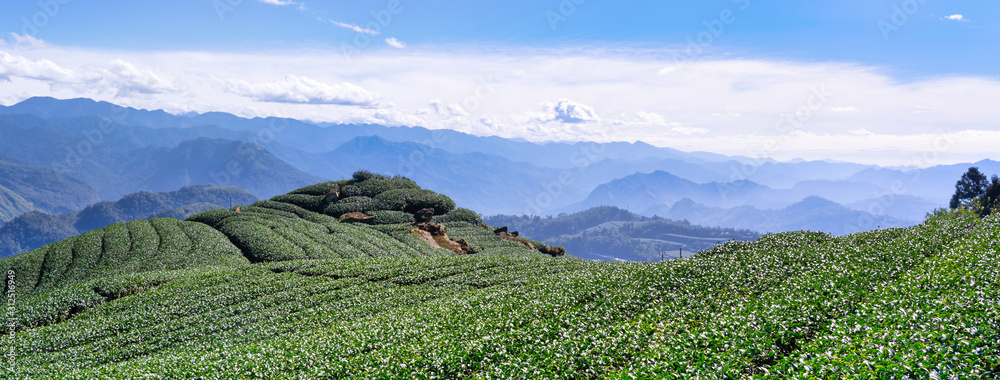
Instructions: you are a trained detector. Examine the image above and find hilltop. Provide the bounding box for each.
[1,172,998,378]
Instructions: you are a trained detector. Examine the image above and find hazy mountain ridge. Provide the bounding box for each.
[572,170,940,226]
[650,196,915,235]
[0,96,987,236]
[0,113,322,200]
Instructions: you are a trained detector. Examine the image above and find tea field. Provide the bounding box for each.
[1,172,997,378]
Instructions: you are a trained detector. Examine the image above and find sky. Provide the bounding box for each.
[1,0,998,167]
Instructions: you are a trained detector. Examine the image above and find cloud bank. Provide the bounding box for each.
[1,42,998,167]
[227,75,382,106]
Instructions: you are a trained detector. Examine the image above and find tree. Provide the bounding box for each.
[950,167,989,209]
[976,175,1000,217]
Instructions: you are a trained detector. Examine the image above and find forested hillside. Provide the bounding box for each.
[487,206,759,261]
[0,154,101,223]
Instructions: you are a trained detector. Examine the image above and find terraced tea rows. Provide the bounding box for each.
[0,217,246,298]
[1,173,998,378]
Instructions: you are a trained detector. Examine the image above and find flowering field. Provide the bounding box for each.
[1,174,998,378]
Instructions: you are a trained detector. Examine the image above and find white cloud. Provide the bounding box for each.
[428,99,468,118]
[944,14,969,22]
[831,106,859,112]
[259,0,296,5]
[326,20,380,35]
[549,99,600,123]
[385,37,407,49]
[657,66,679,75]
[636,111,666,125]
[668,125,710,136]
[87,59,179,97]
[0,50,74,82]
[849,128,874,136]
[227,74,382,107]
[0,51,177,97]
[7,33,48,49]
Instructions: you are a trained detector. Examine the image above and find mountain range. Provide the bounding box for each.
[0,96,992,242]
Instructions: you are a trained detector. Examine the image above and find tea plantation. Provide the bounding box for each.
[1,171,997,378]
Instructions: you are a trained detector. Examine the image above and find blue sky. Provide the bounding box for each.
[4,1,997,77]
[1,0,998,165]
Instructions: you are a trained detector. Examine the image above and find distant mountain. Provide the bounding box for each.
[485,206,759,261]
[304,135,586,215]
[571,170,914,215]
[0,96,985,229]
[847,160,1000,204]
[0,113,161,198]
[0,114,321,200]
[570,170,779,213]
[0,97,733,166]
[657,196,915,236]
[846,195,941,222]
[0,185,259,258]
[140,137,325,199]
[0,154,101,221]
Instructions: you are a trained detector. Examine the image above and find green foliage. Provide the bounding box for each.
[340,176,420,198]
[950,166,989,209]
[975,175,1000,217]
[288,182,340,196]
[351,170,384,182]
[269,194,326,212]
[0,218,248,297]
[366,210,415,225]
[947,168,1000,218]
[5,214,998,378]
[185,208,232,228]
[925,206,977,223]
[216,218,306,263]
[433,207,482,224]
[375,188,456,215]
[146,202,224,220]
[19,174,1000,377]
[323,196,382,217]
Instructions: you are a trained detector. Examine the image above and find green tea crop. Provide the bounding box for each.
[1,175,998,379]
[0,218,245,298]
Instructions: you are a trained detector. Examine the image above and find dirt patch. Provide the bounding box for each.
[339,212,373,223]
[493,226,565,257]
[411,221,476,255]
